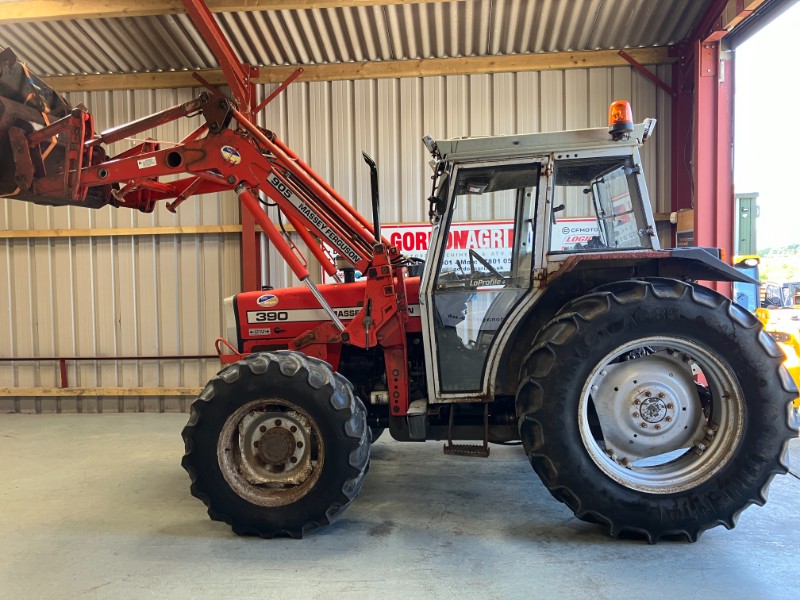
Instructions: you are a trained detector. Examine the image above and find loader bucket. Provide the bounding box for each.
[0,47,111,208]
[0,47,70,118]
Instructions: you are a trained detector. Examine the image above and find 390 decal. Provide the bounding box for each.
[245,305,372,324]
[247,310,289,324]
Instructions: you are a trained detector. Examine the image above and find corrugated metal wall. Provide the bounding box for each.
[1,64,672,412]
[264,66,673,286]
[0,88,242,413]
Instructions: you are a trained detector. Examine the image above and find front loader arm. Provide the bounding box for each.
[0,75,385,272]
[0,0,414,416]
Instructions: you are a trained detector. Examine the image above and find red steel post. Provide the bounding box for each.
[238,186,310,281]
[59,359,68,388]
[693,40,734,296]
[670,49,695,213]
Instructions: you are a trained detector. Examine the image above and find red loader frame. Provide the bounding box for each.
[0,0,413,416]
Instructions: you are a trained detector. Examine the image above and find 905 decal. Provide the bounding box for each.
[247,310,289,324]
[268,174,292,199]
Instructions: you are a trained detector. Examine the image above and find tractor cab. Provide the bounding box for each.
[419,109,659,401]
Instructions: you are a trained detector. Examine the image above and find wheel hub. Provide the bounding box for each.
[258,426,297,465]
[236,409,313,485]
[590,350,708,464]
[638,395,668,423]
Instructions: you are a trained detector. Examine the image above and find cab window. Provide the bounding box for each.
[549,157,651,253]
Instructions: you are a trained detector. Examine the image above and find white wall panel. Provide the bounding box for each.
[1,64,671,412]
[261,65,670,266]
[0,87,241,413]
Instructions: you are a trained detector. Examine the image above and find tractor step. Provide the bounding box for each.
[443,443,490,458]
[406,399,428,440]
[442,402,490,458]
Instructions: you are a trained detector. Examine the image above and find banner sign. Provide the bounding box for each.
[321,217,602,281]
[550,217,601,251]
[322,220,513,283]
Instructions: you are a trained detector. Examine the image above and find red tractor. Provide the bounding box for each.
[1,0,797,543]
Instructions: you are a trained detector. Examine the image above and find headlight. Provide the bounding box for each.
[222,295,239,352]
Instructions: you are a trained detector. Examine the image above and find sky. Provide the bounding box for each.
[734,2,800,250]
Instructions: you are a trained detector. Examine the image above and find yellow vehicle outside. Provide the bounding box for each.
[734,255,800,408]
[783,282,800,308]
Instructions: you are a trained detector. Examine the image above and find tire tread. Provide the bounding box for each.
[181,351,369,538]
[517,278,798,543]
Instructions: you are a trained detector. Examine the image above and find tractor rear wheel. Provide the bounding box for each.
[516,278,798,542]
[181,351,369,538]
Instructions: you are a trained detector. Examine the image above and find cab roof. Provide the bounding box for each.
[432,121,655,162]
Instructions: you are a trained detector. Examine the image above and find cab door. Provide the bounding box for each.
[420,159,542,397]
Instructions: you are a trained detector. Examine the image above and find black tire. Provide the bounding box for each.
[181,351,370,538]
[516,278,798,543]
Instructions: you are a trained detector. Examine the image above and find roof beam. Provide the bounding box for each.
[721,1,768,30]
[0,0,462,24]
[43,47,672,92]
[687,0,731,44]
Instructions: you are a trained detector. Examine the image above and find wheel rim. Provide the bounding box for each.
[578,336,744,494]
[217,398,324,507]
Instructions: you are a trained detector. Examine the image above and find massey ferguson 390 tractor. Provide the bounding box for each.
[1,0,797,543]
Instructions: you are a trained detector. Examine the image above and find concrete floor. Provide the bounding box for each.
[0,414,798,600]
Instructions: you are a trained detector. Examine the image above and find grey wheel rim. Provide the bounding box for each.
[217,398,325,507]
[579,336,745,494]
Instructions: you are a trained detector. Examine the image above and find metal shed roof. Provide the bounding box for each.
[0,0,710,78]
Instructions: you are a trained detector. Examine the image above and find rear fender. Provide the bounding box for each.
[494,249,755,395]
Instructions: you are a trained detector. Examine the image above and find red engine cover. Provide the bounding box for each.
[235,276,422,353]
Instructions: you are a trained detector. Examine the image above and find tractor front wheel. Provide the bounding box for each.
[181,351,370,538]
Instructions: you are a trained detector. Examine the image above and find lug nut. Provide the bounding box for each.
[654,424,661,430]
[666,403,674,410]
[632,412,640,418]
[633,399,641,405]
[665,416,672,422]
[658,392,665,398]
[259,425,267,433]
[640,422,648,428]
[645,391,652,397]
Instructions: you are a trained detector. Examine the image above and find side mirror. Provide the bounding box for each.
[551,203,565,224]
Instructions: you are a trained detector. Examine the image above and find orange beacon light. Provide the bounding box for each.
[609,100,634,140]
